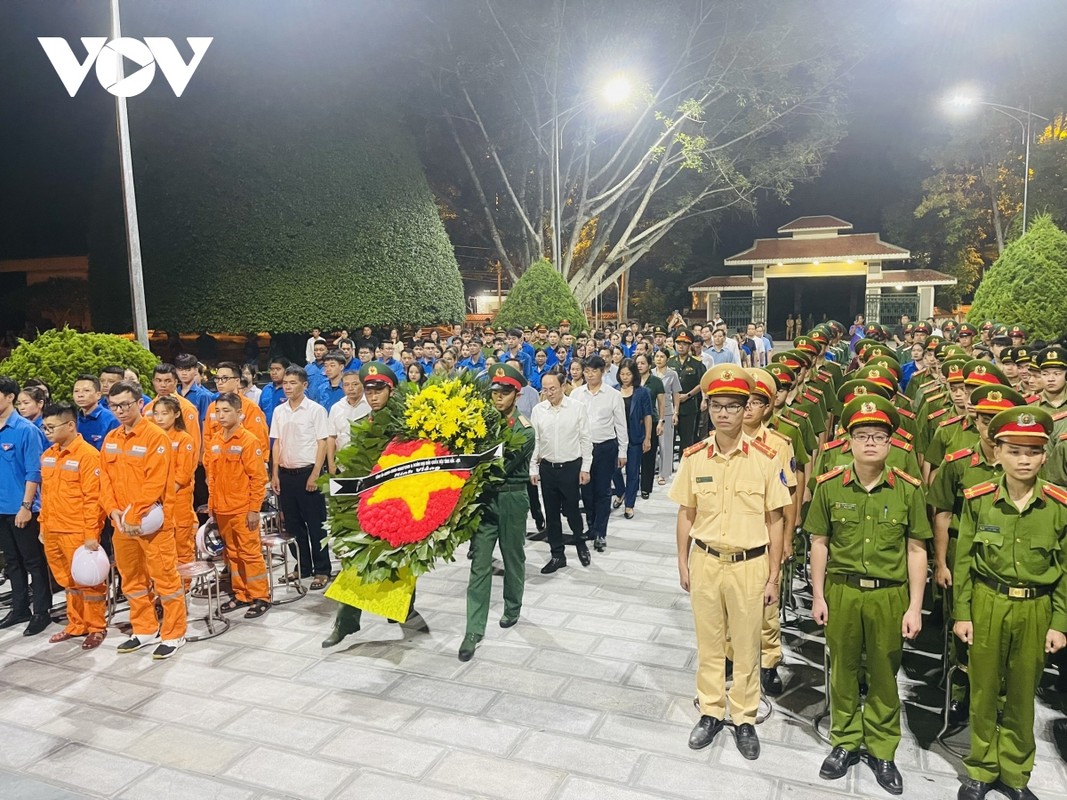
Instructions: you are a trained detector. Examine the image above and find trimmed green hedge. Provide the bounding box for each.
[0,328,158,402]
[968,215,1067,341]
[494,259,586,330]
[90,96,464,334]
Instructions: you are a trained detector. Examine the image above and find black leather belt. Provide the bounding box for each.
[278,466,314,475]
[836,573,904,590]
[977,573,1054,600]
[691,540,767,562]
[541,458,580,469]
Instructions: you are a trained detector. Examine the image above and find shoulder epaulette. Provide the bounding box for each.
[1054,410,1067,422]
[816,465,846,484]
[963,482,997,500]
[750,438,778,459]
[944,448,973,463]
[821,438,846,452]
[1060,431,1067,442]
[1025,393,1041,404]
[1042,483,1067,505]
[925,392,947,403]
[777,415,801,429]
[895,428,914,441]
[789,408,809,418]
[682,441,706,458]
[891,466,922,487]
[802,392,819,404]
[517,414,530,427]
[890,437,912,452]
[898,408,916,419]
[808,386,824,396]
[939,414,964,428]
[928,408,948,420]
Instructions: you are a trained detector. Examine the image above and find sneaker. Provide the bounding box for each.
[116,633,160,653]
[152,637,186,660]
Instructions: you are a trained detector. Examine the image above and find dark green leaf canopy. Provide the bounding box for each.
[493,259,586,331]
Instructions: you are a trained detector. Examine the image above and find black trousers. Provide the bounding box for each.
[677,412,700,451]
[640,433,658,495]
[0,513,50,616]
[581,439,618,540]
[526,482,545,527]
[539,459,585,559]
[278,466,331,577]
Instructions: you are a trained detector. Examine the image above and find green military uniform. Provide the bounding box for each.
[924,359,974,466]
[953,407,1067,793]
[806,395,932,763]
[463,364,535,657]
[667,330,706,451]
[1035,345,1067,449]
[1043,431,1067,485]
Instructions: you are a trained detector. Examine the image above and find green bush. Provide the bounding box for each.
[0,328,158,402]
[494,259,586,330]
[968,215,1067,341]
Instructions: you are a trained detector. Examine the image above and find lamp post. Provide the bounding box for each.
[947,94,1050,235]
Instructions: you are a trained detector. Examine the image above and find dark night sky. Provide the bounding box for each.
[3,0,1066,264]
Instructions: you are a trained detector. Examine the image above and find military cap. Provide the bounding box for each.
[913,321,931,335]
[940,357,969,384]
[962,359,1008,387]
[864,344,896,362]
[559,319,571,326]
[793,335,819,355]
[1036,344,1067,369]
[841,394,900,433]
[488,362,527,391]
[979,320,996,333]
[766,362,797,389]
[808,328,830,346]
[674,329,693,344]
[853,365,897,392]
[942,319,958,331]
[924,335,945,352]
[771,349,810,370]
[957,322,978,337]
[652,326,667,336]
[1011,347,1033,367]
[999,346,1021,365]
[523,326,532,334]
[536,323,548,333]
[826,320,845,336]
[991,324,1011,343]
[854,338,879,358]
[941,344,968,360]
[838,378,893,405]
[701,364,754,397]
[970,385,1027,415]
[865,356,901,381]
[1009,324,1027,341]
[989,406,1053,445]
[864,323,884,340]
[359,362,396,388]
[904,322,915,334]
[746,368,777,402]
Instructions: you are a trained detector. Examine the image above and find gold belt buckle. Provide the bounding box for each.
[1007,586,1029,599]
[859,578,876,589]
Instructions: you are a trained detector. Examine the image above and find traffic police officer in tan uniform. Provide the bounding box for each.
[670,364,790,761]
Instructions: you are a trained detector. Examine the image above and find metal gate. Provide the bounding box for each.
[865,293,919,326]
[718,294,760,332]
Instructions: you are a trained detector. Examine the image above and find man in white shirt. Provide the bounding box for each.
[327,371,371,474]
[269,366,331,588]
[530,371,593,574]
[748,323,767,367]
[718,325,742,364]
[305,328,322,365]
[570,355,628,553]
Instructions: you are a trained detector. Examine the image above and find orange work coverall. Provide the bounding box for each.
[144,394,202,457]
[99,417,186,641]
[204,395,269,461]
[164,427,198,565]
[39,434,107,635]
[206,426,269,602]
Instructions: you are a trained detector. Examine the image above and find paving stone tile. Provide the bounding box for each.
[317,726,445,776]
[0,687,78,727]
[40,705,162,751]
[595,713,711,762]
[526,648,632,683]
[512,731,640,781]
[222,746,353,800]
[221,707,341,753]
[130,658,244,693]
[623,663,696,696]
[0,722,67,769]
[592,638,691,669]
[124,726,252,774]
[457,660,567,697]
[635,753,776,799]
[218,647,319,679]
[341,642,466,680]
[303,690,421,731]
[26,743,152,797]
[132,689,246,730]
[0,658,81,692]
[557,677,672,718]
[484,694,604,736]
[118,767,257,800]
[616,603,694,628]
[216,673,327,713]
[333,771,473,800]
[401,708,526,756]
[299,658,400,695]
[499,625,602,654]
[426,750,564,800]
[53,672,160,712]
[555,777,671,800]
[386,674,499,713]
[0,767,95,800]
[565,614,658,641]
[534,593,625,618]
[717,738,838,787]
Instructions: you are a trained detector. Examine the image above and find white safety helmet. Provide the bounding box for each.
[196,518,225,559]
[121,503,164,535]
[70,546,110,587]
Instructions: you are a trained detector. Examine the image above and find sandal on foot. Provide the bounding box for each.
[220,599,252,614]
[278,572,302,585]
[657,477,666,485]
[310,575,330,591]
[612,496,624,509]
[244,599,271,619]
[624,509,635,519]
[82,631,107,649]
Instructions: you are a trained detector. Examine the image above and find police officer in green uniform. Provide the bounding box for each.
[322,362,429,647]
[1035,345,1067,447]
[806,395,930,795]
[928,384,1026,723]
[667,330,706,451]
[953,406,1067,800]
[459,363,535,662]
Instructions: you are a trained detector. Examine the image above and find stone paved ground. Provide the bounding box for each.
[1,485,1066,800]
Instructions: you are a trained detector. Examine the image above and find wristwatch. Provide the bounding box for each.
[20,501,32,511]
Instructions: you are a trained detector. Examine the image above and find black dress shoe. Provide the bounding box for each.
[0,610,31,629]
[760,666,783,696]
[540,558,567,575]
[687,715,724,750]
[458,633,480,662]
[734,723,760,760]
[957,779,992,800]
[641,491,650,499]
[23,614,51,636]
[869,758,903,795]
[576,544,591,567]
[819,747,861,779]
[948,698,969,726]
[594,536,606,552]
[499,616,518,628]
[993,780,1038,800]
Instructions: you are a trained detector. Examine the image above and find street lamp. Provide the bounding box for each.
[946,93,1050,235]
[549,74,636,273]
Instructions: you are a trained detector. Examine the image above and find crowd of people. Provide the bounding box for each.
[1,313,1066,799]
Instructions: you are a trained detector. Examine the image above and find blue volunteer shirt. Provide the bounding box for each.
[379,357,405,382]
[0,412,48,513]
[315,381,346,411]
[77,404,119,451]
[179,382,215,422]
[259,383,287,429]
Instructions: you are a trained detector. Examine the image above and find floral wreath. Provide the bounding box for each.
[323,370,524,585]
